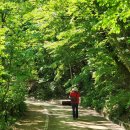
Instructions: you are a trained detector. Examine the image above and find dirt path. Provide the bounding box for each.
[12,98,125,130]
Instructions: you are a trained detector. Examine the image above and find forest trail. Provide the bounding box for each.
[12,98,125,130]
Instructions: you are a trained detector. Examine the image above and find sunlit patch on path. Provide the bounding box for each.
[12,98,125,130]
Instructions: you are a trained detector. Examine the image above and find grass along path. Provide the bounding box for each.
[12,98,125,130]
[12,100,48,130]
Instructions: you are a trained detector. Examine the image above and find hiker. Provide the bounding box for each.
[69,87,80,119]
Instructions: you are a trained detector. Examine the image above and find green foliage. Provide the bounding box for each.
[105,90,130,121]
[0,0,40,129]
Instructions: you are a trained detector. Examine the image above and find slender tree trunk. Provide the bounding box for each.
[69,63,73,79]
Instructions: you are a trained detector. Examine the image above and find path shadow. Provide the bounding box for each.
[13,99,125,130]
[13,104,46,130]
[47,103,125,130]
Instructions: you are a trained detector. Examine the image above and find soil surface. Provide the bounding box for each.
[12,98,125,130]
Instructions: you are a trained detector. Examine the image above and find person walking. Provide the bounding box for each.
[69,87,80,119]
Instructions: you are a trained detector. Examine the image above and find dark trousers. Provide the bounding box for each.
[71,104,78,119]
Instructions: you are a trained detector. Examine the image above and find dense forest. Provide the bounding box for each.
[0,0,130,129]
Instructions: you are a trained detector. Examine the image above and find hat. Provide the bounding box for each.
[72,87,78,91]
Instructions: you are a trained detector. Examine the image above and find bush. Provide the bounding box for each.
[105,91,130,121]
